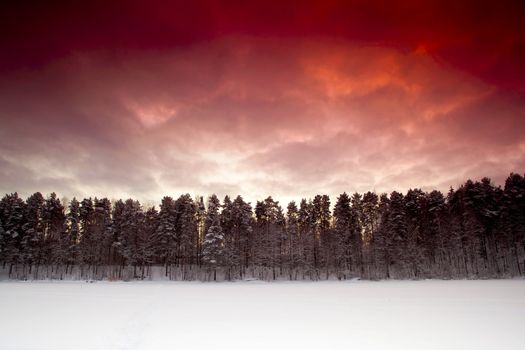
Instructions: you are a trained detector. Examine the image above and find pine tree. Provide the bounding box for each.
[312,195,331,276]
[194,196,206,267]
[156,196,177,275]
[427,190,450,276]
[404,189,426,278]
[115,199,143,269]
[111,199,126,265]
[500,173,525,275]
[220,195,253,278]
[297,199,315,278]
[286,201,299,278]
[202,194,225,281]
[22,192,44,267]
[42,193,66,266]
[140,206,159,268]
[332,192,363,278]
[0,193,27,274]
[333,192,352,278]
[64,198,80,267]
[252,197,284,279]
[360,192,379,278]
[92,198,112,267]
[142,207,159,264]
[78,198,95,267]
[174,194,197,268]
[373,194,390,279]
[386,191,408,277]
[350,193,364,276]
[231,195,253,277]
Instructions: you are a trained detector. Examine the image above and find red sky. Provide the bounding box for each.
[1,0,524,204]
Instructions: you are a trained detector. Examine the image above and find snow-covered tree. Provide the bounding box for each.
[229,196,253,277]
[156,196,177,274]
[22,192,44,266]
[64,198,80,267]
[202,195,225,280]
[312,194,331,275]
[286,201,299,277]
[1,172,524,281]
[333,192,352,278]
[174,194,197,267]
[297,199,315,278]
[0,193,27,273]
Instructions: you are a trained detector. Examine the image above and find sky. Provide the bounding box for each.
[1,0,524,206]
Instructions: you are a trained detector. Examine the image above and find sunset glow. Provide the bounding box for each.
[1,1,524,204]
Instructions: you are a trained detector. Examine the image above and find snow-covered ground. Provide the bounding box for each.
[0,280,524,350]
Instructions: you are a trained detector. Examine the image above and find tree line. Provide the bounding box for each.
[1,174,524,281]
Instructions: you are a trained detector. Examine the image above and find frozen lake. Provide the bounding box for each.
[1,279,524,350]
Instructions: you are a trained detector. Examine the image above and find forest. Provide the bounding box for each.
[1,173,524,281]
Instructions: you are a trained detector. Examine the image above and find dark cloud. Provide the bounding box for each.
[2,0,524,92]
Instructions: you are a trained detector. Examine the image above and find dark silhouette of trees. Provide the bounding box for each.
[1,174,524,281]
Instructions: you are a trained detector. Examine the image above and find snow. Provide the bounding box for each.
[0,280,524,350]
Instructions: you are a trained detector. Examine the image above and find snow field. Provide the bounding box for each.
[0,279,524,350]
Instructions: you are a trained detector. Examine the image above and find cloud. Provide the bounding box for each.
[0,38,523,205]
[2,1,524,93]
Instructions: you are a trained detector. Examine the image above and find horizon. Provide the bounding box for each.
[1,172,519,211]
